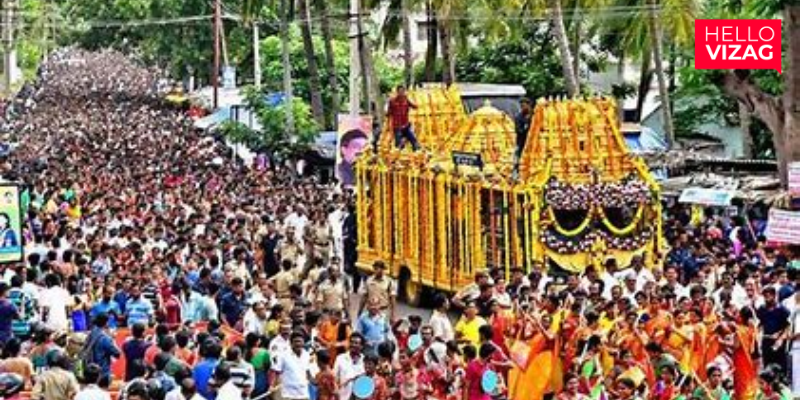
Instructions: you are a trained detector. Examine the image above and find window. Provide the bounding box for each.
[417,21,434,41]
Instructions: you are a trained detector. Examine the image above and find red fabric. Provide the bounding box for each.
[733,326,758,400]
[388,96,412,130]
[465,360,491,400]
[164,295,182,329]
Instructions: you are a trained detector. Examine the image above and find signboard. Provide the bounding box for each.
[678,187,735,206]
[222,66,236,89]
[452,151,484,169]
[789,162,800,195]
[336,115,373,187]
[766,209,800,245]
[0,184,23,264]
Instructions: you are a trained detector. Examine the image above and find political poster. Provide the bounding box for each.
[0,184,23,264]
[766,209,800,245]
[789,162,800,195]
[336,114,372,187]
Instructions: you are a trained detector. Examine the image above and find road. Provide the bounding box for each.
[345,293,434,323]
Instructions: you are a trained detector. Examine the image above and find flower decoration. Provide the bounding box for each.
[544,177,652,209]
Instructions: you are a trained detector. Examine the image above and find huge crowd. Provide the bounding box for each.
[0,49,796,400]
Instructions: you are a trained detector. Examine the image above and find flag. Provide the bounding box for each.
[589,382,606,400]
[581,359,596,379]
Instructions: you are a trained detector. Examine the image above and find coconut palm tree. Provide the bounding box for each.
[279,0,295,134]
[298,0,326,126]
[242,0,294,134]
[597,0,698,144]
[547,0,580,96]
[647,0,674,146]
[314,0,340,127]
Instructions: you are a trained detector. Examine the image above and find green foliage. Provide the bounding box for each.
[455,27,567,99]
[673,64,775,158]
[258,26,402,120]
[219,120,257,146]
[52,0,267,80]
[235,86,319,157]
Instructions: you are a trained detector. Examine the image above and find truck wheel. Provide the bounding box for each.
[399,268,422,307]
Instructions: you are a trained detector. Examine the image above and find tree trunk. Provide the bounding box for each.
[782,5,800,184]
[317,0,339,127]
[635,51,652,121]
[356,6,369,113]
[279,0,295,135]
[423,0,438,82]
[617,49,625,121]
[548,0,579,97]
[402,0,414,87]
[439,21,454,85]
[738,100,754,159]
[298,0,326,126]
[571,7,581,81]
[648,0,675,148]
[364,38,385,123]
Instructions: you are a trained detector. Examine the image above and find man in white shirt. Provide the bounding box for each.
[429,294,454,342]
[334,334,366,400]
[213,363,243,400]
[271,331,313,400]
[268,322,293,367]
[783,277,800,396]
[164,378,205,400]
[328,203,345,259]
[75,364,111,400]
[39,273,74,332]
[242,301,269,336]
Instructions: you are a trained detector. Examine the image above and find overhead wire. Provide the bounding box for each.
[1,3,665,31]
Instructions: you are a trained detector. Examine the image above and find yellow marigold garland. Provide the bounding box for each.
[597,203,644,236]
[546,206,593,237]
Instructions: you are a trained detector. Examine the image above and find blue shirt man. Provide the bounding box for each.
[92,286,122,329]
[8,279,34,339]
[356,305,391,349]
[219,278,248,327]
[193,339,223,400]
[125,286,153,327]
[83,313,121,381]
[0,283,19,344]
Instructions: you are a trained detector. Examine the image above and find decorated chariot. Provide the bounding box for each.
[354,86,664,303]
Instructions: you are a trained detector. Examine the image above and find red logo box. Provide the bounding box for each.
[695,19,782,73]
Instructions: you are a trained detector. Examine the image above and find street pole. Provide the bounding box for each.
[213,0,221,109]
[253,23,261,89]
[2,0,18,94]
[348,0,361,116]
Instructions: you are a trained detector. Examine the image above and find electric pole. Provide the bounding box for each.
[253,22,261,88]
[2,0,18,95]
[212,0,221,109]
[348,0,361,116]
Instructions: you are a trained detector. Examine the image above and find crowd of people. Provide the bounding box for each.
[0,48,797,400]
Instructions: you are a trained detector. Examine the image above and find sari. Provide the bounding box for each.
[733,325,758,400]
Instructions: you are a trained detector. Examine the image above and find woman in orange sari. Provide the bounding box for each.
[509,312,560,400]
[733,308,758,400]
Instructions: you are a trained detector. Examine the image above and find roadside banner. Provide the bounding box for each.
[766,209,800,245]
[678,187,735,206]
[336,114,372,187]
[0,184,23,264]
[789,162,800,195]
